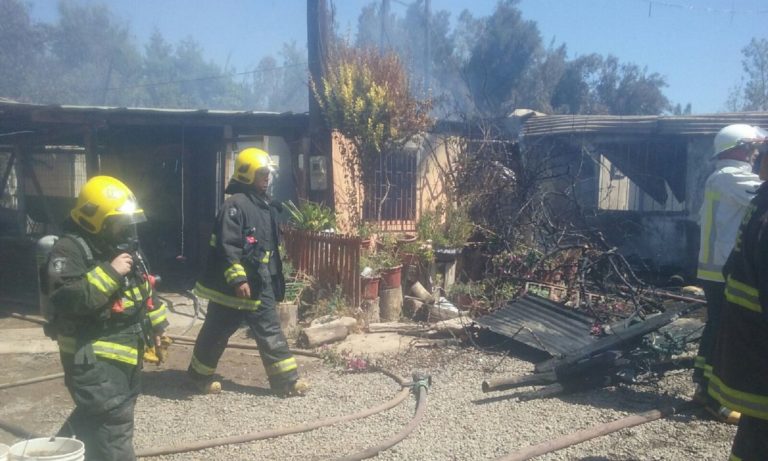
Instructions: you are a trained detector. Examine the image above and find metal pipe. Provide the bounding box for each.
[494,401,697,461]
[482,371,556,393]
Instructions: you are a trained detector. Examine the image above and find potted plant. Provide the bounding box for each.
[417,205,474,261]
[398,239,434,268]
[284,199,337,232]
[356,221,375,249]
[377,235,403,289]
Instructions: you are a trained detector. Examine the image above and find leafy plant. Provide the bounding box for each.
[399,240,434,265]
[360,248,400,276]
[284,199,336,232]
[416,205,475,248]
[356,221,375,239]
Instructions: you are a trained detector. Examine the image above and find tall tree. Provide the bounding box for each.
[40,0,142,105]
[741,38,768,111]
[0,0,45,101]
[461,0,542,116]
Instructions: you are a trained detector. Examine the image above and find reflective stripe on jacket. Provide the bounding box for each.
[697,160,761,282]
[194,187,284,310]
[47,225,169,367]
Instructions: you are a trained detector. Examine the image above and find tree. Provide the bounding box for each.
[39,0,142,105]
[741,38,768,111]
[461,0,542,116]
[312,42,432,227]
[0,0,46,101]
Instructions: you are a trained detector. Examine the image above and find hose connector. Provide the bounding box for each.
[409,371,432,393]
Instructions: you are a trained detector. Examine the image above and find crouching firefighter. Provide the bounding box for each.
[188,147,308,397]
[43,176,169,461]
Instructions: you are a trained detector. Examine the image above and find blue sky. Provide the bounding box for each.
[30,0,768,114]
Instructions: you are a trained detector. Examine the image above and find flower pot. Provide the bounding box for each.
[380,265,403,289]
[360,238,373,250]
[361,276,381,300]
[399,252,416,267]
[396,233,417,247]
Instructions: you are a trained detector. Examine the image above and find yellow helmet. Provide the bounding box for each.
[231,148,275,185]
[70,176,146,234]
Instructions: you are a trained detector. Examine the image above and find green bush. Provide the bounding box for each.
[284,199,336,232]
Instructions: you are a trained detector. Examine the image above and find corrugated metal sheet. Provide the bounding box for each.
[522,112,768,137]
[474,294,596,357]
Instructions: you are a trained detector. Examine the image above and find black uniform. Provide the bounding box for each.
[189,183,296,392]
[709,182,768,460]
[47,221,168,461]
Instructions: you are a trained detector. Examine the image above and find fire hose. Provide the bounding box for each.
[0,329,431,460]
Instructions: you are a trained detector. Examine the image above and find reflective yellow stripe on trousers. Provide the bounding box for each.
[708,374,768,420]
[266,357,297,376]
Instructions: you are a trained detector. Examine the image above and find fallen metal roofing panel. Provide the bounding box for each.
[474,294,596,358]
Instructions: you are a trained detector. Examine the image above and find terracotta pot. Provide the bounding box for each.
[361,276,381,300]
[396,233,417,246]
[380,264,403,289]
[399,252,416,267]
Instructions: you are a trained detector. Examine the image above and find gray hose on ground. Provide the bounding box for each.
[138,333,417,458]
[495,401,698,461]
[333,372,431,461]
[0,373,64,390]
[136,383,411,458]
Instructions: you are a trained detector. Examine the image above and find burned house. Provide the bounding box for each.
[0,99,310,303]
[519,112,768,280]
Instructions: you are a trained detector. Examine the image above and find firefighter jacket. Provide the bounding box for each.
[47,225,169,368]
[193,185,285,310]
[697,159,761,282]
[708,182,768,420]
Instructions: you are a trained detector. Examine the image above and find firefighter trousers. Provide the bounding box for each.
[188,283,298,391]
[694,280,725,386]
[58,355,141,461]
[731,415,768,460]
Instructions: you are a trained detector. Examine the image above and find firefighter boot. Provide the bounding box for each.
[694,385,741,425]
[193,379,222,395]
[187,369,222,395]
[274,378,310,398]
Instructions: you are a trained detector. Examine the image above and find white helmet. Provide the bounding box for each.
[712,124,768,158]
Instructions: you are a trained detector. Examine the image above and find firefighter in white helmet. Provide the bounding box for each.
[188,148,308,396]
[694,124,767,423]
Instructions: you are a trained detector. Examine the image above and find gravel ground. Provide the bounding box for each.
[1,342,736,460]
[0,294,736,461]
[127,345,732,460]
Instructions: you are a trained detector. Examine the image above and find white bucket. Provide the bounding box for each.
[0,443,10,461]
[9,438,84,461]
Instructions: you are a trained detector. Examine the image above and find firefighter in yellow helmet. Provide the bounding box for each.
[45,176,169,460]
[693,124,766,424]
[710,132,768,459]
[188,148,308,396]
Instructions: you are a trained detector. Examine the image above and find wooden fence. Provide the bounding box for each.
[281,226,362,307]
